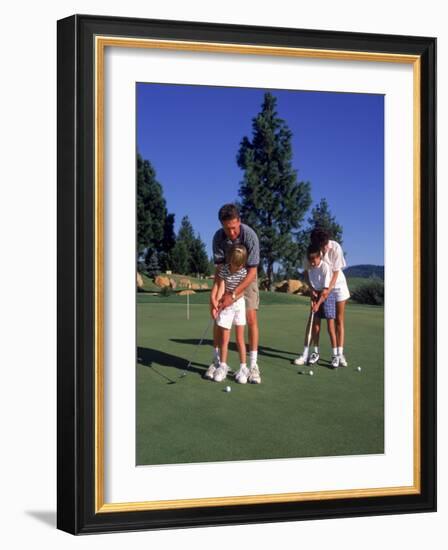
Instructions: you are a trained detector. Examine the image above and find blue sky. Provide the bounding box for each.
[137,83,384,266]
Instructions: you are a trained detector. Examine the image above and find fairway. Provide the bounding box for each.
[136,292,384,465]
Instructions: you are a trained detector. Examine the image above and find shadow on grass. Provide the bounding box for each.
[137,346,207,379]
[170,338,297,362]
[307,358,335,370]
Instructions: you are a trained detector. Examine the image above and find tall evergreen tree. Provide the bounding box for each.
[170,240,189,275]
[307,198,343,245]
[137,153,167,255]
[190,236,210,276]
[174,216,209,275]
[177,216,196,250]
[237,93,312,288]
[137,153,176,274]
[159,213,176,272]
[145,250,160,277]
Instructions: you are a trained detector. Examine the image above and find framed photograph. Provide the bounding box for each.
[57,14,436,534]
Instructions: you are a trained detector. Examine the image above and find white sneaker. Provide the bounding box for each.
[248,364,261,384]
[331,355,340,369]
[308,352,320,365]
[213,363,229,382]
[293,354,308,366]
[339,354,348,367]
[204,364,217,380]
[235,365,250,384]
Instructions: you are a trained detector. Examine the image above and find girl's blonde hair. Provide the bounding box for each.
[229,244,247,268]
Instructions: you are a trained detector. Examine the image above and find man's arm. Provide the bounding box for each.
[218,266,257,309]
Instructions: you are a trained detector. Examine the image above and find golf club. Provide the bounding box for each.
[180,315,215,378]
[306,308,315,349]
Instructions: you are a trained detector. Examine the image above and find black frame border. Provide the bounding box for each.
[57,14,436,535]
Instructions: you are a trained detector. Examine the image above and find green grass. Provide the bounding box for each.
[136,296,384,465]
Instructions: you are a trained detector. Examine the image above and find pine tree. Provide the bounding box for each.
[170,240,189,275]
[177,216,196,250]
[145,250,160,277]
[173,216,209,275]
[237,92,312,289]
[307,198,343,245]
[137,153,177,274]
[159,213,176,272]
[190,236,210,276]
[137,153,167,255]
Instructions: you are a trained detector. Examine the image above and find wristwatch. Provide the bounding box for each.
[231,291,237,302]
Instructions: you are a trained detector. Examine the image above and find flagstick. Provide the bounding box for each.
[187,292,190,320]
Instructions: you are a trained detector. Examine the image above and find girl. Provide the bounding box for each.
[204,244,254,383]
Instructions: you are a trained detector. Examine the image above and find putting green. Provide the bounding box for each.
[136,293,384,465]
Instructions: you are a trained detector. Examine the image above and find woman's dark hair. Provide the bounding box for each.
[310,227,330,249]
[218,203,240,223]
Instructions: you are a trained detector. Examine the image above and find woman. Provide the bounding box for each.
[310,228,350,368]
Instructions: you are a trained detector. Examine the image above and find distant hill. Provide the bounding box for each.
[344,265,384,280]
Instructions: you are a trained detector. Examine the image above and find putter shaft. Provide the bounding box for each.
[182,316,215,376]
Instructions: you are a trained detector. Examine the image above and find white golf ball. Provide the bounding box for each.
[357,366,362,372]
[309,370,314,376]
[225,386,231,393]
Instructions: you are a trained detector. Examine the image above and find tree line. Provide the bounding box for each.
[137,153,210,277]
[138,92,343,287]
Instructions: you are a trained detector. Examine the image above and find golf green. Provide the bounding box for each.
[136,293,384,465]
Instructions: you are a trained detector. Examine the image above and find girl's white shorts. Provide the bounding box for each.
[216,297,246,329]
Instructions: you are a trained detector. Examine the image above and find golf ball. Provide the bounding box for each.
[225,386,231,393]
[309,370,314,376]
[356,366,362,372]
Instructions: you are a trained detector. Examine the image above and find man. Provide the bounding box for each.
[209,203,261,383]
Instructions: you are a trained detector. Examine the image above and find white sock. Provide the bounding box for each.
[303,346,310,359]
[219,362,228,368]
[332,347,338,356]
[337,347,344,356]
[249,351,258,365]
[314,346,319,354]
[240,363,247,371]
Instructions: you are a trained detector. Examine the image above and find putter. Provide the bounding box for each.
[180,316,215,378]
[306,308,315,349]
[296,308,315,374]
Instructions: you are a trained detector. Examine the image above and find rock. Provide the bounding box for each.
[137,272,144,289]
[154,275,170,288]
[169,278,177,289]
[287,279,303,294]
[275,279,303,294]
[191,283,201,290]
[179,278,192,288]
[274,280,288,293]
[178,290,196,296]
[201,283,209,289]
